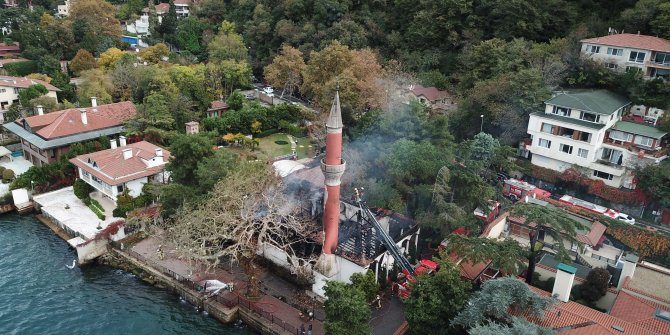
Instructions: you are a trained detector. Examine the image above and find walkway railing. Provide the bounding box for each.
[124,249,304,335]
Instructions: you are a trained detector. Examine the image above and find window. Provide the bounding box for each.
[587,45,601,53]
[0,88,5,93]
[634,136,654,147]
[117,185,124,193]
[538,138,551,148]
[653,52,670,66]
[541,123,555,133]
[579,132,592,143]
[593,170,614,180]
[552,106,571,117]
[604,63,618,69]
[580,111,601,123]
[629,51,646,63]
[577,148,589,158]
[609,130,633,142]
[607,48,623,56]
[13,88,19,94]
[560,143,573,154]
[82,170,90,178]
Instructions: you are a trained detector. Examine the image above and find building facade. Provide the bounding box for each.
[69,141,170,202]
[581,33,670,79]
[526,90,667,189]
[3,99,137,166]
[0,76,59,121]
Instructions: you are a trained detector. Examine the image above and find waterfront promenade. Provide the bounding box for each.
[129,236,325,335]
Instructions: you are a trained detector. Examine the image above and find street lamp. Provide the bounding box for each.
[480,114,484,133]
[30,180,34,192]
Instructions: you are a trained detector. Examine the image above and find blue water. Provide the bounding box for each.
[0,214,252,335]
[121,36,139,45]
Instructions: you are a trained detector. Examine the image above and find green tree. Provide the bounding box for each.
[405,258,472,335]
[208,21,248,63]
[50,72,77,103]
[510,203,585,284]
[158,182,198,218]
[454,277,554,334]
[263,45,306,98]
[18,84,48,106]
[139,43,170,63]
[349,270,380,302]
[226,90,245,111]
[581,267,611,302]
[74,178,93,199]
[166,134,214,185]
[158,0,178,41]
[175,17,208,57]
[444,235,526,275]
[195,149,239,193]
[324,281,371,335]
[138,92,176,131]
[636,162,670,206]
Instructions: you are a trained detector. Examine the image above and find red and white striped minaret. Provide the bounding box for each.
[317,86,346,276]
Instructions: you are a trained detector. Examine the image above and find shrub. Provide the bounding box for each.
[2,169,15,183]
[73,178,93,200]
[581,268,610,302]
[4,61,38,76]
[0,166,6,176]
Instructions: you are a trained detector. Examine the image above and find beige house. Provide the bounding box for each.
[0,76,60,122]
[581,33,670,79]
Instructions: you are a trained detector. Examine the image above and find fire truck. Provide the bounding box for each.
[355,189,438,299]
[502,179,551,201]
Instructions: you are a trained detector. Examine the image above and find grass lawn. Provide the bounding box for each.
[257,132,315,159]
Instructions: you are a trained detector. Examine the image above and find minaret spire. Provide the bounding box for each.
[317,86,346,277]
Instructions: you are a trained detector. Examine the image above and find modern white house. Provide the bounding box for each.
[0,76,59,121]
[126,14,150,35]
[580,33,670,79]
[69,140,170,202]
[526,90,667,189]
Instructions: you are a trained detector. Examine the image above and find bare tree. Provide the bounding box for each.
[165,162,317,297]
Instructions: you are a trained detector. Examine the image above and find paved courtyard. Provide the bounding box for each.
[33,187,124,240]
[0,156,32,176]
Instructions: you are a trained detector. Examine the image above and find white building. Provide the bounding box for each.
[57,0,70,16]
[126,14,150,35]
[580,33,670,79]
[69,140,170,203]
[526,90,667,189]
[0,76,59,122]
[174,0,191,17]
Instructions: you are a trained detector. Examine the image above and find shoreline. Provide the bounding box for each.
[33,213,296,335]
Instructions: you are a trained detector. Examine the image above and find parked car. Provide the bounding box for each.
[615,213,636,225]
[262,86,274,95]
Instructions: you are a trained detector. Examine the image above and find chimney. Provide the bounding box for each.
[552,263,576,302]
[119,135,127,147]
[617,253,639,289]
[90,96,97,108]
[110,138,117,149]
[36,105,43,116]
[122,148,133,160]
[79,108,88,125]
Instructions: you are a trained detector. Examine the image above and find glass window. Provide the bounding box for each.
[629,51,646,63]
[541,123,554,133]
[577,148,589,158]
[604,63,618,69]
[552,106,571,117]
[580,111,600,123]
[593,170,614,180]
[560,143,573,154]
[579,132,592,143]
[634,136,654,147]
[588,45,600,53]
[607,48,623,56]
[609,130,633,142]
[653,52,670,65]
[538,139,551,148]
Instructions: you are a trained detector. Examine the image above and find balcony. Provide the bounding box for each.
[603,137,668,158]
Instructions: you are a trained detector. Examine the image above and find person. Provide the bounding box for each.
[307,324,312,335]
[300,324,305,335]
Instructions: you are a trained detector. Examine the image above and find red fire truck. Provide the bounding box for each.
[502,179,551,201]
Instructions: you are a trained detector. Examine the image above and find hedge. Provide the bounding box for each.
[4,61,38,76]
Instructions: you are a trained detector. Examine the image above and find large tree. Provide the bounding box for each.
[167,162,314,296]
[70,49,97,75]
[69,0,122,49]
[324,281,371,335]
[405,258,472,335]
[263,45,306,98]
[166,133,214,185]
[510,203,585,284]
[454,277,554,335]
[208,21,248,63]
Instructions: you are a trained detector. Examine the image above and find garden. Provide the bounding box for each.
[257,133,315,159]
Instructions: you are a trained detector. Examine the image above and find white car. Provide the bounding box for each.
[615,213,636,225]
[262,87,274,95]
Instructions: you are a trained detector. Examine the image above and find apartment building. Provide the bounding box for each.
[581,33,670,79]
[526,90,667,189]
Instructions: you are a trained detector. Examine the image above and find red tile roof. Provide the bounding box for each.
[525,286,658,335]
[0,75,60,91]
[611,291,670,334]
[19,101,137,139]
[70,141,171,186]
[410,84,448,102]
[174,0,191,5]
[208,100,229,111]
[576,221,607,247]
[581,34,670,53]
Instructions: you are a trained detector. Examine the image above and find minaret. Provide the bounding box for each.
[317,85,346,276]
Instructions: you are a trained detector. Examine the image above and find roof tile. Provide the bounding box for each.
[581,34,670,53]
